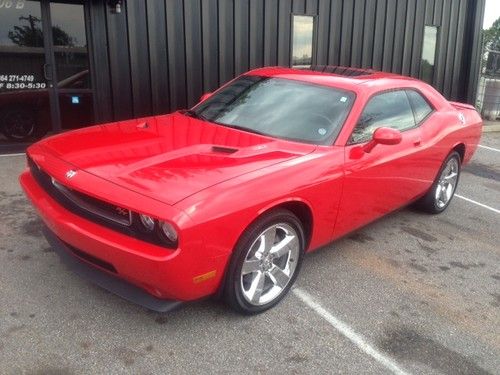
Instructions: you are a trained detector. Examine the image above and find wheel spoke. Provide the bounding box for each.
[258,226,277,255]
[248,271,265,304]
[242,259,261,275]
[270,234,297,258]
[444,172,457,181]
[435,184,442,202]
[445,184,453,201]
[440,186,448,203]
[268,266,290,289]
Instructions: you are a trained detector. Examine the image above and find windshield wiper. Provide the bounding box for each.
[183,111,266,136]
[182,109,207,121]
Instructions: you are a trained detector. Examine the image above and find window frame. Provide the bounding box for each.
[347,88,435,145]
[290,13,318,68]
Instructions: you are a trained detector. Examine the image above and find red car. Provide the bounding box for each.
[20,66,482,314]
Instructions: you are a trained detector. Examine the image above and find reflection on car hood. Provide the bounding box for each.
[38,113,316,205]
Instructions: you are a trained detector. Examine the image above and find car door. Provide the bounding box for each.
[333,89,431,239]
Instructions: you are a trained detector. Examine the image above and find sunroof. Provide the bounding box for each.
[308,65,374,77]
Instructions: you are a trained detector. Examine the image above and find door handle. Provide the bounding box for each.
[43,63,52,81]
[413,138,421,146]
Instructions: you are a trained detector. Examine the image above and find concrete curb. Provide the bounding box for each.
[483,124,500,133]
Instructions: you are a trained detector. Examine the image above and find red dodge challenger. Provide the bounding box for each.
[20,66,482,314]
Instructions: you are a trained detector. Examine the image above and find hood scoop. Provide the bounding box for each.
[211,146,238,154]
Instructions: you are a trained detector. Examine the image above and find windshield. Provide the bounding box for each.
[192,76,355,145]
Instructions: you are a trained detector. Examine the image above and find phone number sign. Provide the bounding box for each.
[0,75,47,90]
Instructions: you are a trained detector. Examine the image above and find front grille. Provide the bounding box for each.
[28,156,132,229]
[27,155,174,248]
[51,179,132,226]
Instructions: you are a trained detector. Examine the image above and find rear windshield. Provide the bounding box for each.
[192,75,355,145]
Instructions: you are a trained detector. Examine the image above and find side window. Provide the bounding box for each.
[406,90,433,124]
[350,90,416,144]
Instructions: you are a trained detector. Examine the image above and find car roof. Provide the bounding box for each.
[245,65,421,93]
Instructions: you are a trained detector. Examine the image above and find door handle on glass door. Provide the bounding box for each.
[43,63,52,81]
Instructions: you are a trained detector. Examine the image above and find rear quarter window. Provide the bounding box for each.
[406,90,433,124]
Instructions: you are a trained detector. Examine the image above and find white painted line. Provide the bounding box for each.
[455,194,500,214]
[293,288,411,375]
[478,144,500,152]
[0,152,25,157]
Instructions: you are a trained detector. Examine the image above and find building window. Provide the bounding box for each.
[291,15,315,68]
[420,26,438,84]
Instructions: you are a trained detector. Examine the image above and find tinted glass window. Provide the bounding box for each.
[350,90,415,144]
[406,90,433,124]
[292,15,315,67]
[50,2,90,88]
[194,76,355,144]
[420,26,438,84]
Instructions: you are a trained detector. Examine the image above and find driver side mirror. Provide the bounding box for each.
[200,92,213,102]
[363,127,402,153]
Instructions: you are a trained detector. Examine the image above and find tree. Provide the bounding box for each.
[483,17,500,52]
[482,17,500,77]
[8,15,43,47]
[8,14,75,47]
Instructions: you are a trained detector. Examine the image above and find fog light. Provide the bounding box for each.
[159,221,178,243]
[139,214,155,231]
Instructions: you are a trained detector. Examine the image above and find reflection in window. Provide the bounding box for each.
[0,1,46,92]
[50,2,90,88]
[420,26,438,84]
[350,90,415,144]
[195,76,354,144]
[292,15,315,67]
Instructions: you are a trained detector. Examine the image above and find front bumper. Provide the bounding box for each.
[20,166,229,305]
[42,226,182,312]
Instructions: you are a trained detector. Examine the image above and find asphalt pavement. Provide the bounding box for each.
[0,133,499,374]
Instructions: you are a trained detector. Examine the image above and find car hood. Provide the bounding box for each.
[38,113,316,205]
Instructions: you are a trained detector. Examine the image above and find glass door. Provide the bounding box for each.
[0,0,92,149]
[49,1,93,131]
[0,0,52,144]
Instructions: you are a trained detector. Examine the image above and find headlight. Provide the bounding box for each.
[159,221,178,243]
[139,214,155,231]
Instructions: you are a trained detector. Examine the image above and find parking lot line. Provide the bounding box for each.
[478,144,500,152]
[293,288,411,375]
[455,194,500,214]
[0,152,25,157]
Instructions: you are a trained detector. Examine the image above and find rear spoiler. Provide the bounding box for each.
[449,101,476,111]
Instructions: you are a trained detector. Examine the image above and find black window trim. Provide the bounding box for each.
[347,87,435,146]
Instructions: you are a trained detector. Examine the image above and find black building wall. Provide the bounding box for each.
[87,0,485,125]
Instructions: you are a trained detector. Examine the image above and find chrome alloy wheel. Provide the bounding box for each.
[435,157,459,209]
[240,223,300,306]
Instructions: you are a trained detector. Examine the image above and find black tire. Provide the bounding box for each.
[415,151,461,214]
[1,108,47,142]
[224,209,305,314]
